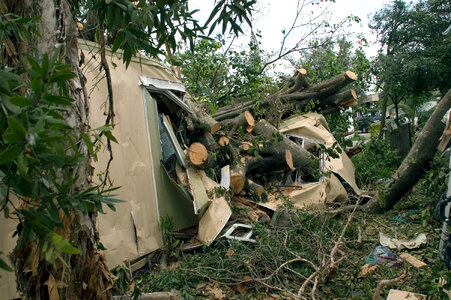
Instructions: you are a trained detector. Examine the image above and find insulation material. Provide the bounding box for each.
[186,167,211,215]
[380,232,427,250]
[325,173,349,202]
[280,113,361,196]
[198,196,232,245]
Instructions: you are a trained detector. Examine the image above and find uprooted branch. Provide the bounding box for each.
[372,264,409,300]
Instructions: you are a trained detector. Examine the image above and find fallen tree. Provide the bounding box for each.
[175,68,359,200]
[365,88,451,212]
[213,69,358,121]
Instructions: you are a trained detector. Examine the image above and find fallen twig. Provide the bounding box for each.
[372,264,409,300]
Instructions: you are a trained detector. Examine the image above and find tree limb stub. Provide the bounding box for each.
[252,119,311,171]
[220,110,255,133]
[244,179,265,197]
[185,94,220,134]
[188,142,213,169]
[321,89,357,107]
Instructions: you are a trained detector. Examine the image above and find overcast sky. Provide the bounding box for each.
[190,0,392,61]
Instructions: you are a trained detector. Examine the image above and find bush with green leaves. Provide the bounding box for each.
[172,35,278,112]
[0,50,120,270]
[351,137,402,187]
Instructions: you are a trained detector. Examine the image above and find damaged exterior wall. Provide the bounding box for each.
[0,39,199,300]
[81,39,197,269]
[0,196,19,298]
[258,113,361,211]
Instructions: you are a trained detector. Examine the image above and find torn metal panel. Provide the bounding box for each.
[280,113,361,196]
[186,167,211,215]
[140,75,186,93]
[85,51,168,268]
[0,195,19,299]
[325,173,348,202]
[142,79,192,114]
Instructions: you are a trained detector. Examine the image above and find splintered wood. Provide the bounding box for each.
[386,289,427,300]
[400,253,427,269]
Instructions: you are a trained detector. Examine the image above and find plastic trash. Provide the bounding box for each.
[365,246,403,267]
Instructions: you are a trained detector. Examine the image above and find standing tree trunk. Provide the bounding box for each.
[8,0,114,298]
[379,96,388,138]
[366,88,451,212]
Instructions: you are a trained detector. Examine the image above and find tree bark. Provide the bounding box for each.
[251,120,312,171]
[320,89,357,108]
[185,94,220,134]
[379,95,388,138]
[365,88,451,212]
[213,71,358,121]
[220,110,255,133]
[188,142,214,169]
[8,1,114,298]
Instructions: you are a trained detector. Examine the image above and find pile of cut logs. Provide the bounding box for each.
[180,69,358,197]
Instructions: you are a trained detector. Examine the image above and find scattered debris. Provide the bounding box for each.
[380,232,427,250]
[386,289,427,300]
[365,246,403,267]
[372,265,409,300]
[112,291,183,300]
[222,223,256,243]
[400,253,428,269]
[359,264,378,278]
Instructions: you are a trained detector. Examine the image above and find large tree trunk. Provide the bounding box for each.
[366,88,451,212]
[8,0,114,298]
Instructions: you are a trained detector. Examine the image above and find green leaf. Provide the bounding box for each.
[17,153,29,180]
[0,255,12,272]
[48,71,76,83]
[0,144,22,164]
[30,78,42,95]
[44,247,54,262]
[43,94,74,105]
[59,239,80,255]
[0,69,23,83]
[8,117,27,135]
[9,96,33,107]
[112,30,125,53]
[103,130,118,143]
[80,132,94,156]
[123,44,133,68]
[41,53,49,78]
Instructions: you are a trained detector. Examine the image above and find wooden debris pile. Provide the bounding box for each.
[151,68,361,243]
[182,69,358,195]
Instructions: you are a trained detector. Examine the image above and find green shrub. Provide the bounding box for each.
[352,138,402,187]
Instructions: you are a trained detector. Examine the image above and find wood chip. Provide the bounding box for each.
[359,263,377,278]
[400,253,427,269]
[387,289,427,300]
